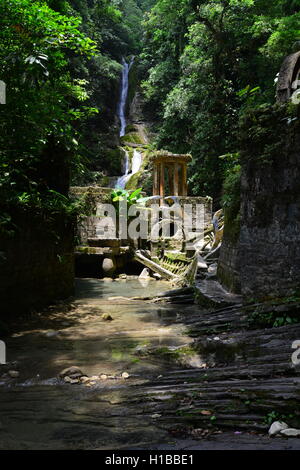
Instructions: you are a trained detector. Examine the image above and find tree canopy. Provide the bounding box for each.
[141,0,300,199]
[1,0,300,222]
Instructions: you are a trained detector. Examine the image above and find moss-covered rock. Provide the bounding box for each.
[121,133,144,145]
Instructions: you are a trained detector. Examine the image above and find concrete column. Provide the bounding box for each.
[159,162,165,198]
[173,163,179,196]
[153,163,159,196]
[168,165,174,195]
[182,163,187,196]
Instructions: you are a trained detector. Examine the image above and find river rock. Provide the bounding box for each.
[8,370,19,378]
[101,313,113,321]
[102,258,116,277]
[59,366,84,379]
[64,376,80,384]
[268,421,289,436]
[139,268,150,279]
[152,273,161,280]
[80,376,90,384]
[100,374,108,380]
[122,372,130,379]
[280,428,300,437]
[70,378,80,384]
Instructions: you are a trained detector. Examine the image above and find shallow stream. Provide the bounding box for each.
[0,278,197,449]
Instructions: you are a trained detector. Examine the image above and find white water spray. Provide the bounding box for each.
[116,149,130,189]
[115,149,143,189]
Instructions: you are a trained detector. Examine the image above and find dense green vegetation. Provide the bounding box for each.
[0,0,148,232]
[140,0,300,201]
[1,0,300,226]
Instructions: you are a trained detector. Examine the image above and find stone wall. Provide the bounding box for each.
[70,187,112,244]
[71,188,213,246]
[218,240,241,294]
[0,208,74,316]
[219,104,300,299]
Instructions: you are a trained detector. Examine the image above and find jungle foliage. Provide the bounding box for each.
[2,0,300,223]
[140,0,300,201]
[0,0,147,226]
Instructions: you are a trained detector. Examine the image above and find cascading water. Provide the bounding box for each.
[131,149,142,174]
[115,149,142,189]
[116,149,130,189]
[118,57,134,138]
[115,57,142,190]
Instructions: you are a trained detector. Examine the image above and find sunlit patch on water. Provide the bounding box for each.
[0,278,198,392]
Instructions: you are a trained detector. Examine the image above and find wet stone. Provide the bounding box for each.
[101,314,113,321]
[59,366,84,379]
[280,428,300,437]
[269,421,289,436]
[8,370,19,378]
[2,278,300,449]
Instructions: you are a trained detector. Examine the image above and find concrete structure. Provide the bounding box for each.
[276,51,300,103]
[152,151,192,197]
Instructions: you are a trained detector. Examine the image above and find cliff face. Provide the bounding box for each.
[219,104,300,300]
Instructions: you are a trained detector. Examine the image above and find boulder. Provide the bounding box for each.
[8,370,19,378]
[102,257,116,277]
[268,421,289,436]
[280,428,300,437]
[59,366,84,379]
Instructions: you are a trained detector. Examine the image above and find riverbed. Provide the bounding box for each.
[0,277,299,450]
[0,278,195,449]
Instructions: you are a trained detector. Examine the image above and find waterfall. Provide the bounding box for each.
[115,150,143,189]
[131,149,142,174]
[116,150,130,189]
[118,57,134,137]
[115,57,142,190]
